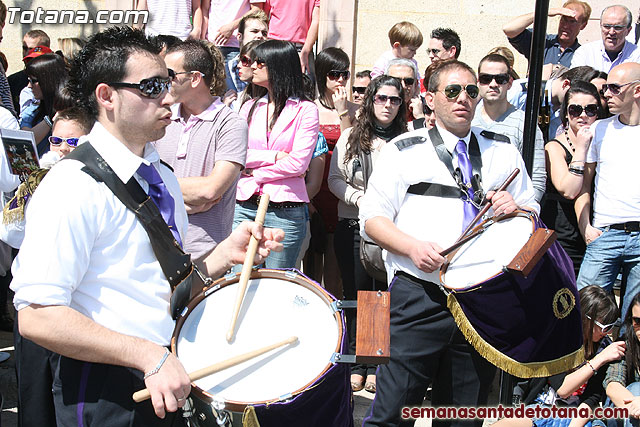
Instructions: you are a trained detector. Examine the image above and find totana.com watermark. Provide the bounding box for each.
[7,7,148,25]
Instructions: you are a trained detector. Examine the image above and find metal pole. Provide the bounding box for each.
[522,0,551,176]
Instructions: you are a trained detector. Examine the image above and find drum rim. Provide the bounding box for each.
[440,210,536,293]
[171,268,345,412]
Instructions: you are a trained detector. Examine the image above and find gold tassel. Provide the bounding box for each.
[447,294,585,377]
[243,406,261,427]
[2,168,51,225]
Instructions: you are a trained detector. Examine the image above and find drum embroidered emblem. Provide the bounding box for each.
[552,288,575,319]
[293,295,309,307]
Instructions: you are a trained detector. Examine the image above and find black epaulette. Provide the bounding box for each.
[480,130,510,143]
[520,81,527,92]
[395,136,427,151]
[160,159,174,172]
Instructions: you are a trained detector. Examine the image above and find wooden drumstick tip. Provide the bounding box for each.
[226,194,270,343]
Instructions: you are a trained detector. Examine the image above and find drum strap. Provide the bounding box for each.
[65,142,197,319]
[407,127,484,204]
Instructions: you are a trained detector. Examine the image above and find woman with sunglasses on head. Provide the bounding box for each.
[301,47,359,292]
[604,292,640,427]
[21,53,68,156]
[540,81,605,276]
[494,285,624,427]
[234,40,319,268]
[329,75,407,393]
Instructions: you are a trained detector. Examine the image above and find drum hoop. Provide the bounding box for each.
[171,268,345,411]
[439,210,536,293]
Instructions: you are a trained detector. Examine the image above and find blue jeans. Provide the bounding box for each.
[577,227,640,321]
[232,202,307,270]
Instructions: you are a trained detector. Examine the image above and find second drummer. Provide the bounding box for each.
[359,59,539,427]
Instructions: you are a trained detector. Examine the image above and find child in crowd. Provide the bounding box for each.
[371,21,423,79]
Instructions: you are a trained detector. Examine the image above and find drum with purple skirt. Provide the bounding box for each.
[172,269,353,427]
[440,210,584,378]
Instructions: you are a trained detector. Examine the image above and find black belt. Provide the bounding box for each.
[240,194,305,209]
[610,222,640,232]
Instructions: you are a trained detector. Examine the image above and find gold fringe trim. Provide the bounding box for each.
[243,406,261,427]
[2,168,50,225]
[447,294,585,378]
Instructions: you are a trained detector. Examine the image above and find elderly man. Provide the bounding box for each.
[503,1,590,69]
[427,28,461,63]
[576,62,640,323]
[570,5,640,72]
[386,58,422,122]
[155,39,248,268]
[360,59,538,427]
[11,26,282,425]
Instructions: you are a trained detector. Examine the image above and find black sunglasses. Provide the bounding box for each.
[602,80,640,95]
[352,86,366,94]
[478,73,510,85]
[49,136,80,147]
[107,76,172,99]
[394,77,415,86]
[632,316,640,326]
[567,104,598,118]
[327,70,350,81]
[28,76,38,85]
[373,94,402,106]
[441,84,479,99]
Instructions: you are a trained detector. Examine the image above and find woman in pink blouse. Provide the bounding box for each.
[234,40,319,268]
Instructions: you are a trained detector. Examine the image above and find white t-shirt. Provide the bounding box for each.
[206,0,250,48]
[587,115,640,227]
[145,0,193,40]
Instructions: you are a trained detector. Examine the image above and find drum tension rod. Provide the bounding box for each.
[331,352,356,364]
[331,300,357,312]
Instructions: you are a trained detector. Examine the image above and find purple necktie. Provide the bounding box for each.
[137,162,183,247]
[455,140,479,231]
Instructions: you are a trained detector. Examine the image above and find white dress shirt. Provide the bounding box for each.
[11,122,188,346]
[359,124,539,284]
[570,40,640,73]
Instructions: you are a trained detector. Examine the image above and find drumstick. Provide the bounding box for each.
[132,336,298,403]
[226,193,270,342]
[439,168,520,257]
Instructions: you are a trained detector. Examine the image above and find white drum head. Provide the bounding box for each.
[174,271,341,409]
[442,214,535,290]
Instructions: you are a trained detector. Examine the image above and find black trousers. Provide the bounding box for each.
[53,355,185,427]
[362,273,496,427]
[14,317,59,427]
[334,218,386,376]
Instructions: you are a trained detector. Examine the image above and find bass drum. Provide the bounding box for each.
[172,269,353,427]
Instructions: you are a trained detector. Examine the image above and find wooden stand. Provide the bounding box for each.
[356,290,390,364]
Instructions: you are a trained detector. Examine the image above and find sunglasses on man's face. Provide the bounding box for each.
[427,48,441,56]
[441,84,479,100]
[586,315,615,334]
[352,86,366,95]
[602,80,640,96]
[49,136,80,147]
[478,73,510,85]
[568,103,598,118]
[107,76,172,99]
[373,94,402,106]
[327,70,350,81]
[394,77,415,87]
[601,23,628,32]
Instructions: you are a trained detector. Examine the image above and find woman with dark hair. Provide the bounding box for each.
[304,47,358,294]
[21,53,69,155]
[494,285,624,427]
[540,81,605,276]
[224,39,266,111]
[605,292,640,426]
[234,40,319,268]
[328,75,407,393]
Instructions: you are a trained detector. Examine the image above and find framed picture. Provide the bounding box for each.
[0,129,40,176]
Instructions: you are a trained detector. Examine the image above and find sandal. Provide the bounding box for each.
[364,375,376,393]
[351,374,365,392]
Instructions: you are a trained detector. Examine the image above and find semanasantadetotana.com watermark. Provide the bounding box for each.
[7,7,148,25]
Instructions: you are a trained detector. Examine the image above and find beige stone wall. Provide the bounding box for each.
[320,0,640,80]
[1,0,136,74]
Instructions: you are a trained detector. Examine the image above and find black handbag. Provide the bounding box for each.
[358,149,387,283]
